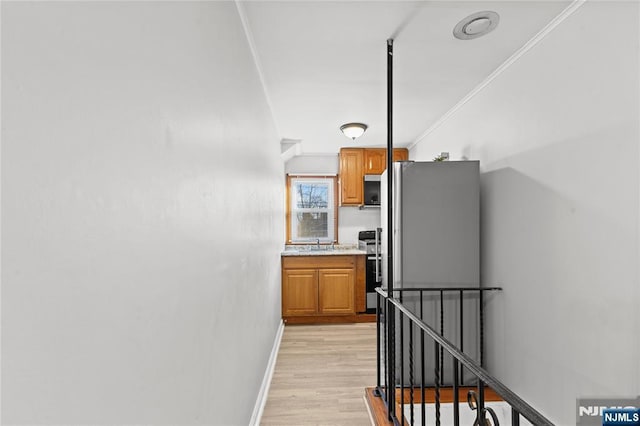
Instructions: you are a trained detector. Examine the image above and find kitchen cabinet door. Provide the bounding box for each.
[393,148,409,162]
[364,149,386,175]
[318,268,355,314]
[339,148,364,205]
[363,148,409,175]
[282,269,318,316]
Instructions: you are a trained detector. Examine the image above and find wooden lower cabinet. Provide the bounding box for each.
[318,269,354,314]
[282,269,318,316]
[282,255,365,322]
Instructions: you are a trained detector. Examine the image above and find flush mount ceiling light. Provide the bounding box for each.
[453,11,500,40]
[340,122,368,140]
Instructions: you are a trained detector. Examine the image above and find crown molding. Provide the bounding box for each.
[408,0,586,152]
[235,1,282,138]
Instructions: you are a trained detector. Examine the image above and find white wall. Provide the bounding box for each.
[285,154,382,243]
[285,154,338,175]
[1,2,284,424]
[338,208,381,245]
[411,2,639,424]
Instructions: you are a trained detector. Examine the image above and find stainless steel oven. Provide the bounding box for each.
[358,229,382,313]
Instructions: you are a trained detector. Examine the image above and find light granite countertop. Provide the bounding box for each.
[281,244,366,257]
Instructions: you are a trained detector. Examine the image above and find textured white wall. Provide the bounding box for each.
[1,2,283,424]
[411,2,639,424]
[285,154,338,175]
[338,207,382,244]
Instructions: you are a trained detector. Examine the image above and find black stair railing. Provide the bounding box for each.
[375,287,555,426]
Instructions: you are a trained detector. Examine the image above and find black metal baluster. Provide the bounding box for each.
[434,342,441,426]
[400,298,405,425]
[512,407,520,426]
[479,290,484,368]
[383,296,387,399]
[439,290,444,386]
[409,320,414,426]
[420,291,425,426]
[453,358,460,426]
[478,380,485,425]
[376,292,381,391]
[459,289,464,386]
[387,298,394,421]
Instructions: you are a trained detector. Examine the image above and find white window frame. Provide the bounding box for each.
[287,175,337,244]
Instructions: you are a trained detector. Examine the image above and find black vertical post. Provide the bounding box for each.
[400,313,405,425]
[385,38,396,420]
[479,290,484,367]
[439,290,444,386]
[384,298,388,396]
[478,380,486,424]
[399,292,405,425]
[434,342,441,426]
[386,39,393,296]
[453,358,460,426]
[512,408,521,426]
[409,320,414,426]
[420,329,425,426]
[479,290,486,425]
[459,289,464,385]
[376,293,381,391]
[420,292,425,426]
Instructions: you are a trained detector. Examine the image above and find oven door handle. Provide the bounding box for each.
[375,227,381,283]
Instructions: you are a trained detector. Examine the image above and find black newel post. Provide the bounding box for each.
[385,37,396,420]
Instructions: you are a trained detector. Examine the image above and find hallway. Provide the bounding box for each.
[261,323,376,425]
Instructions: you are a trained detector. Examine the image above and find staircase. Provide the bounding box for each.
[371,287,554,426]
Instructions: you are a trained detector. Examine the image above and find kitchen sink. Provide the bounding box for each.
[283,244,361,255]
[284,245,334,252]
[309,246,334,251]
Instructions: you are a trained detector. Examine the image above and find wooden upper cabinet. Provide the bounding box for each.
[364,148,409,175]
[393,148,409,162]
[339,148,364,206]
[364,149,386,175]
[339,147,408,206]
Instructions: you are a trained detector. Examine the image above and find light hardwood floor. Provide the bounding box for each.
[261,323,377,425]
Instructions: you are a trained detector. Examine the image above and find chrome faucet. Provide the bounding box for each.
[316,238,320,249]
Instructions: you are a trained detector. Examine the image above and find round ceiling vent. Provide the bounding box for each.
[453,11,500,40]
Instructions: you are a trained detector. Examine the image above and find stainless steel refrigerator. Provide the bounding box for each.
[380,160,480,386]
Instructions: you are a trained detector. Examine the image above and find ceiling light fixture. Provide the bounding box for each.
[340,122,368,140]
[453,11,499,40]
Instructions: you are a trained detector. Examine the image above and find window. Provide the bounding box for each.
[286,175,338,243]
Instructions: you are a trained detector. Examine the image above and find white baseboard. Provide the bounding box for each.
[249,319,285,426]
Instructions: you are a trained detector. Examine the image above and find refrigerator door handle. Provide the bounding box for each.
[375,227,382,282]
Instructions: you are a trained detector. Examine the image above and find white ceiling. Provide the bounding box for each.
[239,0,572,155]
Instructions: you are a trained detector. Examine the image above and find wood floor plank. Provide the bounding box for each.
[261,323,377,425]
